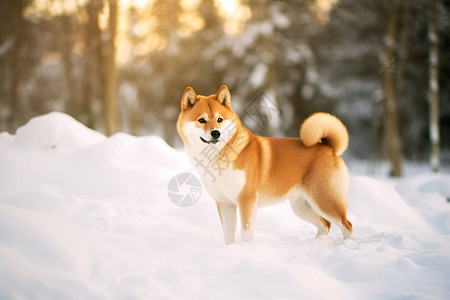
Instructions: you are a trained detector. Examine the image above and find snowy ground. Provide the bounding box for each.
[1,112,449,299]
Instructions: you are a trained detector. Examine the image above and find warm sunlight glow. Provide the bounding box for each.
[121,0,151,8]
[215,0,250,35]
[216,0,238,15]
[314,0,339,23]
[27,0,251,64]
[317,0,339,11]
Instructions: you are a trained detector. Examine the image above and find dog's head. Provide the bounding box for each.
[177,85,239,150]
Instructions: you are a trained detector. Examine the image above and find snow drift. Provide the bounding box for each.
[0,112,449,299]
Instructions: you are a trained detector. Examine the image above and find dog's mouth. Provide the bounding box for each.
[200,137,219,145]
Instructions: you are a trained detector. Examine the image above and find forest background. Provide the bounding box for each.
[0,0,449,176]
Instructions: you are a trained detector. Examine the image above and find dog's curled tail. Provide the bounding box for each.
[300,113,348,156]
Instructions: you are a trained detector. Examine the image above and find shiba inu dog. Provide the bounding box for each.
[177,85,353,244]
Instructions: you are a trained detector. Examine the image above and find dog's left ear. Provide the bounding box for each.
[216,85,231,108]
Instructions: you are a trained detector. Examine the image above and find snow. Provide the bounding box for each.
[1,112,450,299]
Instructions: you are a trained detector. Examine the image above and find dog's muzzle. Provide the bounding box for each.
[200,130,220,145]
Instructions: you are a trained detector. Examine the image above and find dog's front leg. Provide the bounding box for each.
[216,202,237,244]
[238,196,257,243]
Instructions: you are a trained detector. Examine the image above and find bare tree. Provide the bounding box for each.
[396,0,411,106]
[104,1,118,136]
[429,0,440,172]
[59,15,77,120]
[382,0,403,177]
[8,1,26,129]
[81,0,103,129]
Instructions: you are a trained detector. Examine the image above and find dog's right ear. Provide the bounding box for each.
[216,85,231,108]
[181,87,197,111]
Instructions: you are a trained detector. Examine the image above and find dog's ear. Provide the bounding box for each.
[216,85,231,108]
[181,87,197,111]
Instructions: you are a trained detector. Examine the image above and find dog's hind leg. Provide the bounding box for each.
[304,164,353,239]
[290,196,331,237]
[216,202,237,244]
[310,180,353,239]
[307,190,353,240]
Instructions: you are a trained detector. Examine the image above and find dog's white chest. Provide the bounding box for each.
[188,149,246,204]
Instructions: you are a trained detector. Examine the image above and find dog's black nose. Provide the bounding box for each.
[211,130,220,139]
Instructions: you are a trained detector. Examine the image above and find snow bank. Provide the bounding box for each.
[14,112,105,149]
[1,112,449,299]
[348,176,434,233]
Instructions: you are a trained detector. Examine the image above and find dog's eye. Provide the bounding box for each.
[198,118,206,124]
[217,118,223,123]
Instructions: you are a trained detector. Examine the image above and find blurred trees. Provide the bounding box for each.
[318,0,449,169]
[0,0,449,168]
[0,0,39,130]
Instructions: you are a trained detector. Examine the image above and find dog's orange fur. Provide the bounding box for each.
[177,85,353,244]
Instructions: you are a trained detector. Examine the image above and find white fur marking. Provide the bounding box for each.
[218,204,237,244]
[241,220,255,243]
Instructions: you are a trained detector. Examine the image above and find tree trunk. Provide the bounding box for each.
[81,0,103,129]
[383,0,403,177]
[9,2,25,129]
[429,0,440,172]
[60,16,77,119]
[103,1,118,136]
[127,7,142,136]
[396,0,411,109]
